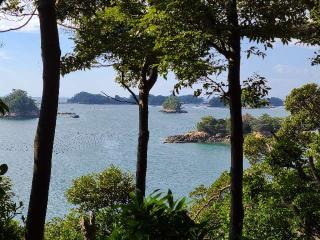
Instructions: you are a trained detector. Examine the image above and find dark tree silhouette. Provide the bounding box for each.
[25,0,61,239]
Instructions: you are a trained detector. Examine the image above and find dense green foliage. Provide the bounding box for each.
[196,114,282,137]
[0,164,23,240]
[3,89,39,117]
[190,84,320,239]
[196,116,228,136]
[46,166,134,239]
[109,190,208,240]
[162,96,182,112]
[66,165,134,212]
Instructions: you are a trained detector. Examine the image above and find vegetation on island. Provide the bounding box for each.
[165,113,282,143]
[161,96,186,113]
[67,92,129,105]
[2,89,39,119]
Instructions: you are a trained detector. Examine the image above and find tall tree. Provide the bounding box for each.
[58,0,172,199]
[149,1,310,238]
[25,0,61,239]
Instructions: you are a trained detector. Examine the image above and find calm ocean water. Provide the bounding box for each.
[0,104,287,219]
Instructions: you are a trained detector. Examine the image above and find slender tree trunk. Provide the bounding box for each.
[135,88,150,200]
[25,1,61,239]
[227,1,244,239]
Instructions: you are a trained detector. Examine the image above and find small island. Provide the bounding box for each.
[2,89,39,119]
[160,96,187,113]
[164,114,282,143]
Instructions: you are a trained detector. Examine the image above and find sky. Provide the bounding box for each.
[0,16,319,99]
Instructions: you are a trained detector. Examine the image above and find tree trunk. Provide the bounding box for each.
[135,88,150,201]
[227,1,244,240]
[25,1,61,239]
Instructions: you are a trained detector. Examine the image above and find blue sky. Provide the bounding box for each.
[0,19,319,99]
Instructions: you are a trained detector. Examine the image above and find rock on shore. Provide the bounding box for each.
[164,131,229,144]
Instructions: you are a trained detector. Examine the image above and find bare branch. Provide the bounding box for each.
[57,21,79,31]
[100,91,137,105]
[121,81,139,104]
[0,8,36,33]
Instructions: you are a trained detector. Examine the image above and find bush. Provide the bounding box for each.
[66,165,135,212]
[110,190,208,240]
[0,164,24,240]
[196,116,228,136]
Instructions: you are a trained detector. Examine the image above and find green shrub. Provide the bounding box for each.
[110,190,208,240]
[0,164,24,240]
[66,165,135,212]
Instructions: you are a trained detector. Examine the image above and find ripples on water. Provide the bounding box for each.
[0,104,287,218]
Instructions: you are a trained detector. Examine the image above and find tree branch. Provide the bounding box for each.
[100,91,137,105]
[0,8,36,33]
[308,156,320,186]
[193,185,230,220]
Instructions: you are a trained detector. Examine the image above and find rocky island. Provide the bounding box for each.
[1,89,39,119]
[160,96,187,113]
[164,114,282,144]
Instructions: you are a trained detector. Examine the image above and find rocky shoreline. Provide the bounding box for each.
[164,131,230,144]
[160,109,188,113]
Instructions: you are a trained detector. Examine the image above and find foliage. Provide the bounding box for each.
[162,96,182,111]
[45,211,83,240]
[196,116,228,136]
[66,165,134,212]
[109,190,208,240]
[3,89,39,116]
[0,164,24,240]
[190,84,320,239]
[250,114,282,136]
[197,114,281,137]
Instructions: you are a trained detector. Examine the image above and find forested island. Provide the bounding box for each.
[208,96,284,107]
[1,89,39,119]
[68,91,283,107]
[164,114,282,143]
[160,96,187,113]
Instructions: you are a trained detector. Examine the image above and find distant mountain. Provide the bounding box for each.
[67,92,129,104]
[267,97,284,107]
[68,92,204,105]
[208,96,284,108]
[129,94,203,105]
[208,97,226,107]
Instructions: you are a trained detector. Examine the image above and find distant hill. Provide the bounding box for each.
[67,92,129,104]
[68,92,204,105]
[208,96,283,108]
[267,97,284,107]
